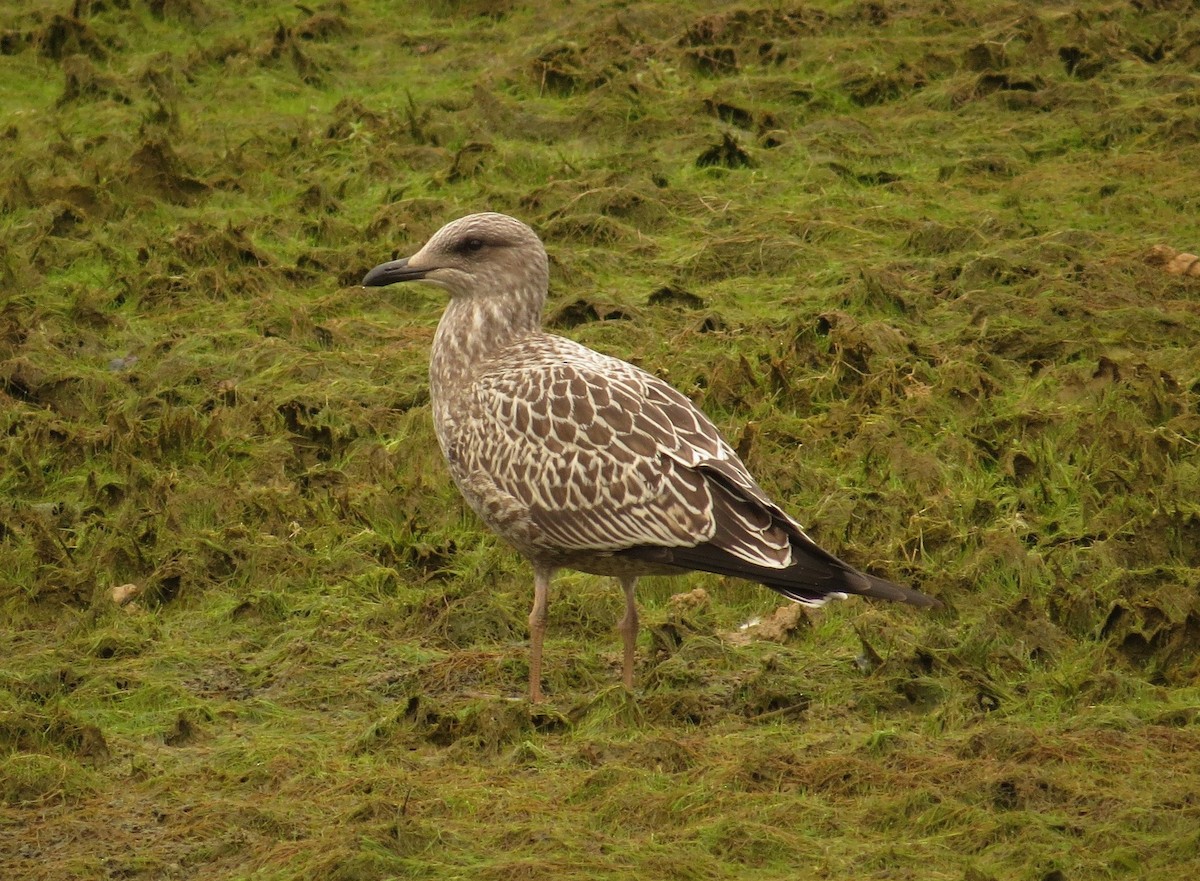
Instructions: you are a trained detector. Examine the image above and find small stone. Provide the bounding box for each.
[111,583,143,606]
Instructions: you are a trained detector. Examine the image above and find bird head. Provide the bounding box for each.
[362,212,549,304]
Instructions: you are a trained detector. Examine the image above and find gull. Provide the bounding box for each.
[362,212,938,702]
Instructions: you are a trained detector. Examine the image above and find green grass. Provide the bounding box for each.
[3,0,1200,878]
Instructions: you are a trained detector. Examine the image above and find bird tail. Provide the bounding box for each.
[852,571,941,608]
[619,542,940,608]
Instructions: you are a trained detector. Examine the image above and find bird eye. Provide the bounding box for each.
[460,237,485,253]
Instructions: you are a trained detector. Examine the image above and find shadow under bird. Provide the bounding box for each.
[362,212,939,702]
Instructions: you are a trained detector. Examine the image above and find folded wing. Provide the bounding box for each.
[455,335,937,608]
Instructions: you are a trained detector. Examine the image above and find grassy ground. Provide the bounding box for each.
[3,0,1200,878]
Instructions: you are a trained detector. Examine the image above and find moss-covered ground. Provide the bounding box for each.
[3,0,1200,878]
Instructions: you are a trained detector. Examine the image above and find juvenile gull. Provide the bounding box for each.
[362,212,938,702]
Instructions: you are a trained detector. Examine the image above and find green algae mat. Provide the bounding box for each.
[2,1,1199,878]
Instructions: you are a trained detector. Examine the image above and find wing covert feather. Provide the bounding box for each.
[450,334,814,565]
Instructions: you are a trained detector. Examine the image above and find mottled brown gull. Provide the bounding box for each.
[362,212,938,702]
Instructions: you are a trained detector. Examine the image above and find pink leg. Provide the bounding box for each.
[617,576,639,690]
[528,565,553,702]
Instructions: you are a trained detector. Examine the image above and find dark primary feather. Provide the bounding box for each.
[619,543,938,607]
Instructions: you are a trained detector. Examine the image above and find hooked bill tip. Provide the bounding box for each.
[362,257,425,287]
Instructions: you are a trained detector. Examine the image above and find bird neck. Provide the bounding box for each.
[430,292,543,401]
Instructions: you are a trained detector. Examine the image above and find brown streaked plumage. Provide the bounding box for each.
[362,212,938,702]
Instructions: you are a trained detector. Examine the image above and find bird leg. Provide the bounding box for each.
[617,576,639,691]
[528,565,553,703]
